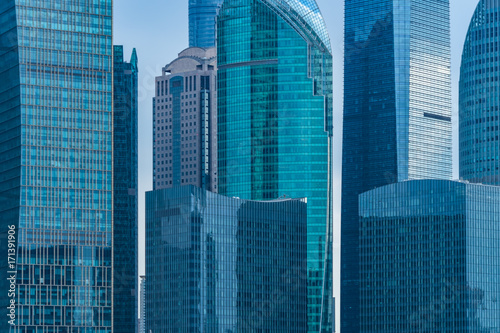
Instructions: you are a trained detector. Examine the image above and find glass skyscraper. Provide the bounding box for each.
[145,185,308,332]
[217,0,334,331]
[189,0,223,48]
[359,179,500,332]
[0,0,113,331]
[460,0,500,185]
[113,45,139,333]
[342,1,452,330]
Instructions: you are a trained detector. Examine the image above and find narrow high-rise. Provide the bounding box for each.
[217,0,334,331]
[139,276,146,333]
[0,0,113,331]
[113,45,139,333]
[153,47,217,192]
[460,0,500,185]
[189,0,223,48]
[342,1,452,331]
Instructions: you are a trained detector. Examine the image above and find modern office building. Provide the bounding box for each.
[139,275,146,333]
[145,185,308,332]
[217,1,334,331]
[342,1,452,330]
[189,0,223,48]
[460,0,500,185]
[113,45,139,333]
[0,0,113,331]
[359,179,500,332]
[153,47,217,192]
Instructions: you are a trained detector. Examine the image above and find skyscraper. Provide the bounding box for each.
[342,1,452,330]
[460,0,500,185]
[359,179,500,332]
[217,0,334,331]
[189,0,223,48]
[153,47,217,192]
[113,45,139,333]
[145,185,308,332]
[0,0,113,331]
[139,276,146,333]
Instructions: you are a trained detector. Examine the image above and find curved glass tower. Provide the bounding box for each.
[189,0,223,48]
[0,0,113,331]
[217,0,334,331]
[460,0,500,185]
[342,0,452,331]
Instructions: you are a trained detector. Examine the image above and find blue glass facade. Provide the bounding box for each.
[0,0,22,329]
[0,1,113,331]
[460,0,500,185]
[145,185,308,332]
[217,0,334,331]
[359,180,500,332]
[189,0,223,48]
[342,1,452,330]
[113,45,139,333]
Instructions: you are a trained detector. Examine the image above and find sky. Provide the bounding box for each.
[114,0,480,328]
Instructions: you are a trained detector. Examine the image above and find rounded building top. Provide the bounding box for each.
[164,47,217,74]
[459,0,500,185]
[261,0,332,53]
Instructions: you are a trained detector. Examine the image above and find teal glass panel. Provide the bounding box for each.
[0,1,113,331]
[113,45,139,333]
[217,0,334,331]
[0,0,22,327]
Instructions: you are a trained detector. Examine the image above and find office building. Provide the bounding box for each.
[189,0,223,48]
[217,1,334,330]
[145,185,308,332]
[113,45,139,333]
[359,179,500,332]
[139,276,146,333]
[0,0,113,331]
[153,47,217,192]
[460,0,500,185]
[342,1,452,330]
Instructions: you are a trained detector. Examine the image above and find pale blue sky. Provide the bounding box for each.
[114,1,480,327]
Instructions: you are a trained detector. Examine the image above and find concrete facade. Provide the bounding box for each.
[153,47,217,192]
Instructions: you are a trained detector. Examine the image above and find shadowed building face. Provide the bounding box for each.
[145,186,308,332]
[359,180,500,332]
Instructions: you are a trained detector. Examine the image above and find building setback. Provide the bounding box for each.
[0,0,114,331]
[216,0,334,330]
[189,0,223,48]
[460,0,500,185]
[342,1,452,330]
[153,47,218,192]
[359,179,500,332]
[113,45,139,333]
[145,185,308,332]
